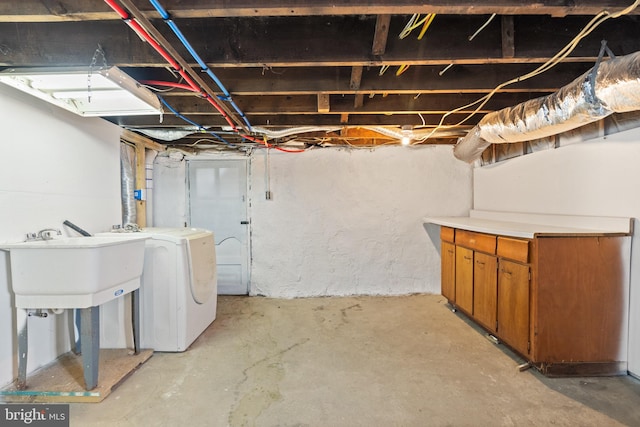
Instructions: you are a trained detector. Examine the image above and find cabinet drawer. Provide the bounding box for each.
[497,237,529,263]
[441,226,455,243]
[455,230,496,254]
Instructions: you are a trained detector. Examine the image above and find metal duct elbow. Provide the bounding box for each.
[454,50,640,162]
[450,127,492,164]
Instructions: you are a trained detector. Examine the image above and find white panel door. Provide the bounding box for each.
[187,159,249,295]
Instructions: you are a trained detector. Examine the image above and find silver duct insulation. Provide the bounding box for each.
[120,143,136,225]
[454,50,640,162]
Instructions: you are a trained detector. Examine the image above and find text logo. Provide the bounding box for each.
[1,405,69,427]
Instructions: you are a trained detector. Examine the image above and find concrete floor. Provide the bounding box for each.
[72,295,640,426]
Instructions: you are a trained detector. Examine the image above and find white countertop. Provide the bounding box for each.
[424,210,633,239]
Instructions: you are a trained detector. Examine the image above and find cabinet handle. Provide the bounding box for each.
[501,269,512,276]
[464,256,472,261]
[447,249,454,254]
[476,260,485,265]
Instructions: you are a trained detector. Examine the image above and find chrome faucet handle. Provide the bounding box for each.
[37,228,62,240]
[25,232,37,241]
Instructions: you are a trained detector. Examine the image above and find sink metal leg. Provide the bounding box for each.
[70,309,81,355]
[132,289,140,355]
[80,306,100,390]
[16,309,28,390]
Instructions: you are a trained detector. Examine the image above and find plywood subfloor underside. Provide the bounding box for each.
[1,349,152,403]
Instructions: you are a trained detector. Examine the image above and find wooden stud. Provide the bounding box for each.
[317,93,330,113]
[372,14,391,55]
[134,143,146,228]
[501,15,515,58]
[354,93,364,109]
[350,65,363,90]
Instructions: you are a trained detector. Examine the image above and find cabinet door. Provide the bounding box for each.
[441,241,456,302]
[455,246,474,314]
[473,252,497,332]
[497,260,530,356]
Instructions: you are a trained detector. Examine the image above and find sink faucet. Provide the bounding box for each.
[27,228,62,241]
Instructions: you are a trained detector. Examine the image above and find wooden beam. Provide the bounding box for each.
[109,113,480,127]
[121,130,166,151]
[164,92,548,115]
[2,1,639,22]
[1,16,637,68]
[501,16,515,58]
[145,63,588,95]
[372,15,391,56]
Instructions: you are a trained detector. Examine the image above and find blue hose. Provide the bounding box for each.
[149,0,252,130]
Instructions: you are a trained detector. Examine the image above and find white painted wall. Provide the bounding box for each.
[0,84,122,387]
[153,146,472,298]
[249,145,472,297]
[473,127,640,376]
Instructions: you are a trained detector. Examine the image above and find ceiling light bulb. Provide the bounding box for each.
[401,125,413,146]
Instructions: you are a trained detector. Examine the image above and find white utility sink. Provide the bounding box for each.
[1,236,148,309]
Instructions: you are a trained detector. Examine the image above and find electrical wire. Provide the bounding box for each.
[390,13,436,77]
[148,0,252,131]
[468,14,497,41]
[399,13,436,39]
[158,96,232,146]
[141,80,198,92]
[415,0,640,143]
[417,13,437,40]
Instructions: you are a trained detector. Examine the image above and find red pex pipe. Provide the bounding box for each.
[104,0,237,129]
[105,0,301,151]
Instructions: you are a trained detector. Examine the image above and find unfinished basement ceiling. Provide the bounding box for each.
[1,1,640,149]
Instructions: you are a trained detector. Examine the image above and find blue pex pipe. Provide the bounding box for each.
[159,96,233,146]
[149,0,252,130]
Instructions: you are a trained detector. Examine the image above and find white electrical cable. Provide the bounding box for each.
[468,13,497,41]
[416,0,640,143]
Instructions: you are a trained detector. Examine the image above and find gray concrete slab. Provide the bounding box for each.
[71,295,640,426]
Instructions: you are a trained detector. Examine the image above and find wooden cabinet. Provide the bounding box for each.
[440,228,456,302]
[497,259,530,356]
[455,246,474,314]
[473,252,497,332]
[438,226,630,376]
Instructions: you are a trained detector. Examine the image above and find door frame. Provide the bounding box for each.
[185,155,251,294]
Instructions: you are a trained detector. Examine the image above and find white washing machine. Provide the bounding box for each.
[99,227,217,352]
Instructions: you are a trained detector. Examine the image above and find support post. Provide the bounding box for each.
[16,309,28,390]
[132,289,141,354]
[80,306,100,390]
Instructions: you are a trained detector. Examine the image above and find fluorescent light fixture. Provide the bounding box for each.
[0,66,162,117]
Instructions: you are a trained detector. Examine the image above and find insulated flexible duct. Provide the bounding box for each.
[454,50,640,162]
[120,143,136,225]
